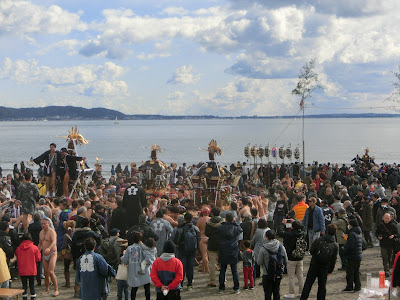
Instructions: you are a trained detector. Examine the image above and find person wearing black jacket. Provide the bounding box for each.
[71,218,101,261]
[217,213,243,294]
[300,224,338,300]
[109,198,128,238]
[205,207,223,287]
[0,221,14,262]
[173,212,200,290]
[127,214,159,245]
[122,177,147,228]
[343,219,363,292]
[376,213,398,276]
[1,215,20,250]
[28,213,43,285]
[273,191,289,232]
[32,143,59,197]
[278,219,306,298]
[58,147,86,197]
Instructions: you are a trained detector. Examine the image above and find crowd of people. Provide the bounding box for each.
[2,146,400,300]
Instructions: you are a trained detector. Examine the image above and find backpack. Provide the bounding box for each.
[265,244,285,281]
[177,225,198,253]
[315,238,335,265]
[292,235,307,259]
[100,240,118,265]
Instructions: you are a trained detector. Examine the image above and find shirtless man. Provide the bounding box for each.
[164,206,179,228]
[239,197,251,219]
[257,192,269,220]
[39,219,59,296]
[196,207,211,273]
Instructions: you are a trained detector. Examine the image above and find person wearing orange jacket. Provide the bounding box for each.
[15,233,41,300]
[293,195,309,222]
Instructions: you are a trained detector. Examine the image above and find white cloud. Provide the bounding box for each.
[167,91,184,100]
[136,52,170,60]
[269,6,305,42]
[83,80,128,97]
[161,77,299,116]
[0,58,128,97]
[35,39,82,56]
[161,7,188,16]
[167,65,201,85]
[0,0,87,38]
[78,7,254,59]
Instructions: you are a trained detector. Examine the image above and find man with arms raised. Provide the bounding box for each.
[39,218,59,296]
[31,143,59,198]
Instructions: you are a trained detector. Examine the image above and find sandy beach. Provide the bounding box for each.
[14,243,388,300]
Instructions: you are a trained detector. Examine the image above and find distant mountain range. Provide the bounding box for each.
[0,106,399,120]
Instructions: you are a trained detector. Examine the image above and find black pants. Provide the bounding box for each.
[64,258,72,272]
[346,260,361,290]
[36,260,42,285]
[338,244,347,269]
[363,231,372,245]
[21,276,35,296]
[300,264,328,300]
[156,290,181,300]
[262,275,281,300]
[131,283,150,300]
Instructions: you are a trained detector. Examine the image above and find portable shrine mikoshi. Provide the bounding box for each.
[189,140,236,207]
[58,126,94,198]
[138,144,169,190]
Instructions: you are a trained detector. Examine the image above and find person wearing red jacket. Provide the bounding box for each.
[150,241,183,300]
[15,233,41,300]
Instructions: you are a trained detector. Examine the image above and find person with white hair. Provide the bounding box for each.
[376,213,398,277]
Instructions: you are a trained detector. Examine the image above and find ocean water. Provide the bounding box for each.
[0,118,398,175]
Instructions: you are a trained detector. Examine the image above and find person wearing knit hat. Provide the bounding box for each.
[163,241,175,253]
[150,241,183,300]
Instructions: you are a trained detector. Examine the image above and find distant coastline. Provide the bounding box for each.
[0,105,399,121]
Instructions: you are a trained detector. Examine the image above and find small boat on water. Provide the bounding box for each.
[114,116,119,124]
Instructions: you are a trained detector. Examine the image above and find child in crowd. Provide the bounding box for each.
[112,228,129,300]
[242,240,255,290]
[139,237,157,274]
[15,233,41,300]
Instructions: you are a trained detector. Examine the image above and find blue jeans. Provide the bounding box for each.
[308,229,320,249]
[219,263,239,291]
[178,252,195,286]
[117,280,129,300]
[0,280,10,300]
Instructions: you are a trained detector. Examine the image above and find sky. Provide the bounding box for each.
[1,0,400,116]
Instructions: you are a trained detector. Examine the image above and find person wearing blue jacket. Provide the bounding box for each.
[75,237,109,300]
[302,197,326,252]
